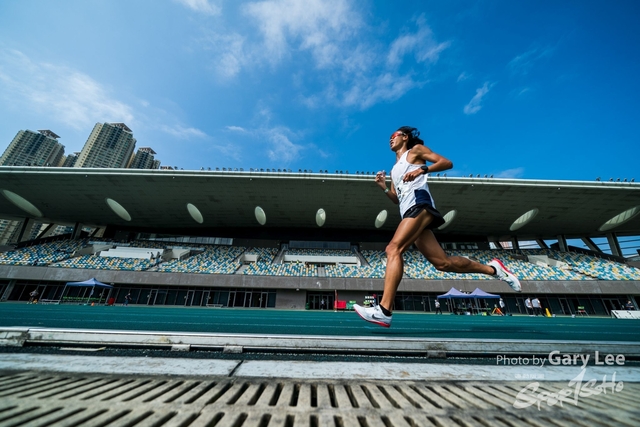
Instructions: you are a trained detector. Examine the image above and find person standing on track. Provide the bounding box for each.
[434,299,443,314]
[499,298,508,315]
[28,289,39,304]
[353,126,522,328]
[532,297,542,316]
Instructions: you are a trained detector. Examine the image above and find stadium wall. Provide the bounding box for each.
[1,265,639,295]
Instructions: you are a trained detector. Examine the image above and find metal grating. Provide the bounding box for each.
[0,372,639,427]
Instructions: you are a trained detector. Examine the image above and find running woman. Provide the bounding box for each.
[354,126,521,328]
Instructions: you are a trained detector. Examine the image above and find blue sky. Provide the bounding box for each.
[0,0,639,181]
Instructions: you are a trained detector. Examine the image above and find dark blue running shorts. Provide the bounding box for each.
[402,204,446,230]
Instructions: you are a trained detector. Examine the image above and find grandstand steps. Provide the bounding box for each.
[273,246,286,264]
[235,264,250,274]
[353,248,370,267]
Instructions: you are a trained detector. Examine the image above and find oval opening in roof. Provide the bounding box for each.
[255,206,267,225]
[1,189,43,218]
[105,198,132,221]
[599,206,640,231]
[187,203,204,224]
[437,209,457,230]
[510,208,538,231]
[374,210,388,228]
[316,208,326,227]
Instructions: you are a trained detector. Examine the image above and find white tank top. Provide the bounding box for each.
[391,150,436,216]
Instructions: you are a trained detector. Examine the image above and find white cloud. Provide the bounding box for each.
[463,82,493,115]
[495,167,525,178]
[508,45,555,75]
[342,73,421,110]
[387,17,450,67]
[205,32,247,79]
[160,125,207,139]
[201,2,448,110]
[205,141,244,162]
[174,0,221,15]
[457,72,470,82]
[0,49,134,130]
[336,17,448,109]
[243,0,360,67]
[224,122,305,164]
[265,127,304,163]
[206,0,359,78]
[226,125,248,133]
[0,49,207,146]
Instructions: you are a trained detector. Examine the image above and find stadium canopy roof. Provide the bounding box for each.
[1,167,639,242]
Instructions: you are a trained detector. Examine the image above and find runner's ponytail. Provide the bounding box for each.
[397,126,424,149]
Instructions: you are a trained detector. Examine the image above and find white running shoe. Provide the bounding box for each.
[354,304,392,328]
[488,258,522,292]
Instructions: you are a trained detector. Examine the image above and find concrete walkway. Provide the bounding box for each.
[1,354,639,427]
[2,304,640,426]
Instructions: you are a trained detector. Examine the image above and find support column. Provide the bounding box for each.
[488,237,503,250]
[606,233,622,257]
[581,237,603,253]
[90,227,104,238]
[557,235,568,252]
[16,219,35,243]
[72,222,83,240]
[510,237,520,251]
[535,239,549,249]
[1,279,16,301]
[36,223,57,240]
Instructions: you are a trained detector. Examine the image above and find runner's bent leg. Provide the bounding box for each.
[379,210,435,311]
[414,230,494,275]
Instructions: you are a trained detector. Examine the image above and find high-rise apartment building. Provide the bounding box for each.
[129,147,159,169]
[0,129,65,167]
[75,123,136,168]
[61,152,80,167]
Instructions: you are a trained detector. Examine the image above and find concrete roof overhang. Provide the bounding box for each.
[1,167,639,242]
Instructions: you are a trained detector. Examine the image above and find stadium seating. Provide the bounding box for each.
[3,238,639,280]
[537,250,640,280]
[155,245,245,274]
[51,254,153,271]
[324,264,385,278]
[242,261,316,277]
[285,248,354,257]
[453,249,591,281]
[0,239,86,266]
[244,247,279,263]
